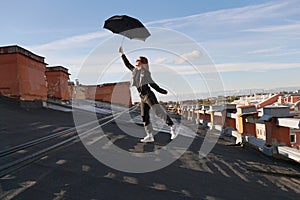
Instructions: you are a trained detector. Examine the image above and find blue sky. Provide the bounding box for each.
[1,0,300,101]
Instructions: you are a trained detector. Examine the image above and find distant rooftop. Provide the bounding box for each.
[0,45,45,64]
[46,66,70,75]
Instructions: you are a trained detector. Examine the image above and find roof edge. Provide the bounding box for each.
[0,45,46,64]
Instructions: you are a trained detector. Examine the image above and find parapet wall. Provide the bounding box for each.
[0,46,47,101]
[71,82,132,107]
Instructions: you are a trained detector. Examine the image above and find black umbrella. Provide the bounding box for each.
[103,15,151,41]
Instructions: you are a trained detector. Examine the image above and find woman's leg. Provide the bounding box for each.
[140,100,150,126]
[144,92,178,140]
[140,98,154,142]
[144,92,174,126]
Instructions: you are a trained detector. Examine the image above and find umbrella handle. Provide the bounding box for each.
[121,36,125,47]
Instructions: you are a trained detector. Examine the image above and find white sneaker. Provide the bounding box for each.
[170,125,178,140]
[140,135,154,143]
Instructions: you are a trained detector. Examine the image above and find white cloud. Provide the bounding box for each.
[246,47,282,54]
[242,22,300,33]
[215,62,300,72]
[174,50,202,64]
[154,57,168,64]
[153,61,300,76]
[147,1,296,28]
[30,31,109,51]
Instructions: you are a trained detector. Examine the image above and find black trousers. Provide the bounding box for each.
[140,91,174,127]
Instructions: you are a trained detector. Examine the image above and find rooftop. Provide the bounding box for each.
[0,45,46,64]
[46,66,70,74]
[1,96,300,199]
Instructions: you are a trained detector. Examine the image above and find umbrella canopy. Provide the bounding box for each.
[103,15,151,41]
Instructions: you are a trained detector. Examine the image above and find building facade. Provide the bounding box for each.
[45,66,70,101]
[72,82,132,107]
[0,45,47,101]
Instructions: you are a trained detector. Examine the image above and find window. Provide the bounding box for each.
[290,134,296,143]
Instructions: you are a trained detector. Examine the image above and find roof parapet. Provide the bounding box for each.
[0,45,45,64]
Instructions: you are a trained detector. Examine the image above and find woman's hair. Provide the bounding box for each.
[139,56,149,71]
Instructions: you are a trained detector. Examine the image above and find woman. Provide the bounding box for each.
[119,46,177,142]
